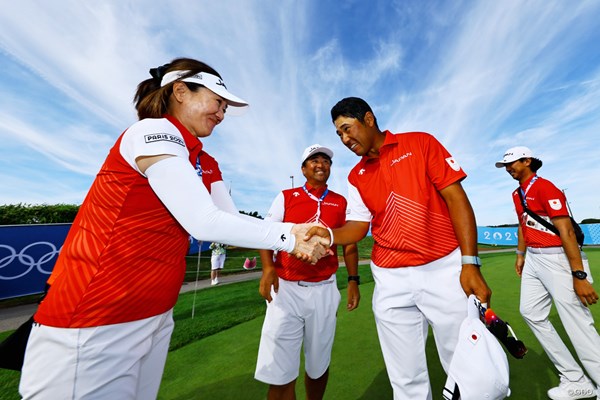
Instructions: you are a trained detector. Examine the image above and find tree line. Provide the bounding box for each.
[0,204,264,225]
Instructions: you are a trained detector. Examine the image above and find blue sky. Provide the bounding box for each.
[1,0,599,226]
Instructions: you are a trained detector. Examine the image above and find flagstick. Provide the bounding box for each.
[191,240,202,319]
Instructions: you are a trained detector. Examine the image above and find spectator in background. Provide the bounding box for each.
[210,242,227,285]
[19,58,328,400]
[495,146,600,400]
[255,144,360,400]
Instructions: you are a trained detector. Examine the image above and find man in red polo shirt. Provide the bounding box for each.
[308,97,492,399]
[255,144,360,400]
[496,146,599,400]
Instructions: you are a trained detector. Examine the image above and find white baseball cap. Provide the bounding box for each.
[443,295,511,400]
[160,70,248,108]
[301,144,334,164]
[495,146,542,168]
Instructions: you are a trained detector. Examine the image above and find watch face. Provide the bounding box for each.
[572,270,587,280]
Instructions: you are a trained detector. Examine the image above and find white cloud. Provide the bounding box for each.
[0,0,599,224]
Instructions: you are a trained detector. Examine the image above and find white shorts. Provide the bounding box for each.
[211,254,226,270]
[19,309,174,400]
[254,275,341,385]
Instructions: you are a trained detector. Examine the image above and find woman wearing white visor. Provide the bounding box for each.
[19,58,328,399]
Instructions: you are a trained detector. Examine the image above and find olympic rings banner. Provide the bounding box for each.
[0,224,212,301]
[0,224,71,300]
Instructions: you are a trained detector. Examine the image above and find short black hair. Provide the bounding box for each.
[529,158,542,172]
[330,97,378,128]
[518,157,542,172]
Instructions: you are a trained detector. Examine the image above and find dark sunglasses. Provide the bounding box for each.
[484,309,528,359]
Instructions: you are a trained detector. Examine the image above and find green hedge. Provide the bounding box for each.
[0,204,80,225]
[0,204,267,225]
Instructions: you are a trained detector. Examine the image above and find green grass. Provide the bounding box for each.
[1,248,599,399]
[171,265,374,352]
[0,256,376,400]
[159,249,600,399]
[158,275,385,400]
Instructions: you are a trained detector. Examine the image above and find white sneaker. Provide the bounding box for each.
[547,375,596,400]
[211,278,219,286]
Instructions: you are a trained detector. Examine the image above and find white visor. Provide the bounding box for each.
[161,70,249,109]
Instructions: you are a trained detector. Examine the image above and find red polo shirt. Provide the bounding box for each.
[347,131,465,267]
[512,174,568,248]
[36,114,222,328]
[265,183,347,282]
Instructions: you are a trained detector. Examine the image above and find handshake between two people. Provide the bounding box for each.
[290,224,332,264]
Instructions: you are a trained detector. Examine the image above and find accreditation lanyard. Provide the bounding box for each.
[519,175,538,208]
[302,184,329,223]
[195,155,203,177]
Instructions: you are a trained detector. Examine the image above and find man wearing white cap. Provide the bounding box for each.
[254,144,360,400]
[496,146,600,400]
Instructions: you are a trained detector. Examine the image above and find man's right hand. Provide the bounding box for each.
[259,267,279,303]
[515,254,525,277]
[304,225,331,244]
[574,279,599,307]
[291,224,331,264]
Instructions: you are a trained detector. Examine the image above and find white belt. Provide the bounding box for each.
[527,246,564,254]
[297,278,335,287]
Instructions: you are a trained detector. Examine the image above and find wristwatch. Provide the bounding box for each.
[461,255,482,267]
[572,270,588,280]
[348,275,360,285]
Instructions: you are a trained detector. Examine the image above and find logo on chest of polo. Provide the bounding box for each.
[144,133,185,146]
[390,152,413,167]
[291,193,338,207]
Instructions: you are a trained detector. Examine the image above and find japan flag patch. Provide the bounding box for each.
[445,157,461,171]
[549,199,562,210]
[468,330,481,345]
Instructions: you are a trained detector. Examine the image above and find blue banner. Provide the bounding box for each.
[0,224,70,300]
[477,224,600,246]
[187,238,211,254]
[477,226,518,246]
[583,224,600,245]
[2,223,599,300]
[0,224,212,300]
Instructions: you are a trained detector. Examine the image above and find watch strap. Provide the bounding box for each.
[572,270,587,280]
[461,255,482,266]
[348,275,360,285]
